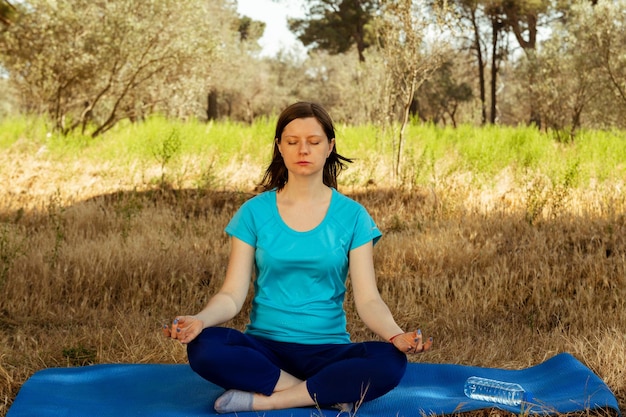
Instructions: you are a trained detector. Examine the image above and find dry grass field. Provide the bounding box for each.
[0,148,625,416]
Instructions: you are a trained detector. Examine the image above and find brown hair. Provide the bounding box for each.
[260,102,353,191]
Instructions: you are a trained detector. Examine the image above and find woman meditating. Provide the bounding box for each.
[163,101,433,413]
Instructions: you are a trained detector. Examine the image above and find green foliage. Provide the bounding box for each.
[0,0,230,137]
[93,116,273,165]
[415,60,473,127]
[153,128,182,187]
[454,125,550,176]
[575,130,626,183]
[288,0,379,62]
[0,115,50,150]
[1,116,625,192]
[0,0,17,25]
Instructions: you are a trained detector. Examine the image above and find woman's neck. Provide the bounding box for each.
[278,179,331,204]
[276,180,333,232]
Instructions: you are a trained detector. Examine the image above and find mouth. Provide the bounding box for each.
[296,161,311,165]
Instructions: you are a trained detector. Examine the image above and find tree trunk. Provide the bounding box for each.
[396,75,418,179]
[490,15,499,124]
[206,89,218,121]
[470,8,487,125]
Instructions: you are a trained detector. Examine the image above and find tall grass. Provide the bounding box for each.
[0,116,625,416]
[0,116,50,150]
[2,116,624,194]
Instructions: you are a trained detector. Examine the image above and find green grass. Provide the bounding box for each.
[0,115,51,150]
[1,115,625,190]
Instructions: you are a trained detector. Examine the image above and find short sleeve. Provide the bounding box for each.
[224,200,257,247]
[350,206,382,250]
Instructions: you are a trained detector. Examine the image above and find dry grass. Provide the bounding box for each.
[0,153,625,417]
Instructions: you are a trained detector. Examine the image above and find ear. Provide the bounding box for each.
[328,138,335,156]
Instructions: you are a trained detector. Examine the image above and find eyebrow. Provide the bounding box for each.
[283,134,325,139]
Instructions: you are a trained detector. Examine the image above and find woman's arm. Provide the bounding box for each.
[349,241,432,353]
[349,241,404,340]
[165,237,254,344]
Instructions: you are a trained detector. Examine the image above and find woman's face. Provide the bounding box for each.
[277,117,335,180]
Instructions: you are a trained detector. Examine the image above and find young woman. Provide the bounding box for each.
[164,102,432,413]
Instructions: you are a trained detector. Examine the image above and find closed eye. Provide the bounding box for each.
[287,140,322,145]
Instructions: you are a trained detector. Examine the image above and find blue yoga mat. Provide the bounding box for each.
[7,352,621,417]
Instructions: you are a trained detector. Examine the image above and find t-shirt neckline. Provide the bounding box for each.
[272,188,335,234]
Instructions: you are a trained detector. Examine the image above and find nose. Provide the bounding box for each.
[298,141,310,155]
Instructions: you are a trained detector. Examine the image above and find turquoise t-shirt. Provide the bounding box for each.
[224,188,382,344]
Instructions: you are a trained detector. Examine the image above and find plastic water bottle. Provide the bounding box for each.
[463,376,531,406]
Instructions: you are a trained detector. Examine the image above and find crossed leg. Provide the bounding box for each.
[187,327,406,413]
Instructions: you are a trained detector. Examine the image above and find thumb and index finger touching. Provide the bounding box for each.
[391,329,434,354]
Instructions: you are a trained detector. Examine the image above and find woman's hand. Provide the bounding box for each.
[390,329,433,354]
[162,315,204,344]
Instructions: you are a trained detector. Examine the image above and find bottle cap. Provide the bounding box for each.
[523,391,534,403]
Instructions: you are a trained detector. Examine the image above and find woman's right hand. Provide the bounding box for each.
[162,315,204,344]
[390,329,433,354]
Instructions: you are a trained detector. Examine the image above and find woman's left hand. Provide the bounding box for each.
[390,329,433,354]
[162,315,204,344]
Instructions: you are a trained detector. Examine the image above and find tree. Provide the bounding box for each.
[0,0,234,137]
[206,13,267,121]
[582,0,626,114]
[564,0,626,129]
[483,1,510,124]
[528,26,598,139]
[288,0,379,62]
[518,0,626,137]
[436,0,509,125]
[376,0,449,179]
[500,0,546,51]
[0,0,16,27]
[237,16,266,43]
[414,60,473,127]
[499,0,555,127]
[464,1,488,125]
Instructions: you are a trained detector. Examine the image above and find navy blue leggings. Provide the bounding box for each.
[186,327,407,406]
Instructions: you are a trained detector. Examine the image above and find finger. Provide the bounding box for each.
[176,318,197,344]
[170,318,180,339]
[422,337,434,352]
[162,324,171,338]
[412,329,423,350]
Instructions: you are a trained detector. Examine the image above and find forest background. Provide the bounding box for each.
[1,0,625,416]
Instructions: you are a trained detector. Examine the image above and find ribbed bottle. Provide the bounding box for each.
[463,376,530,406]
